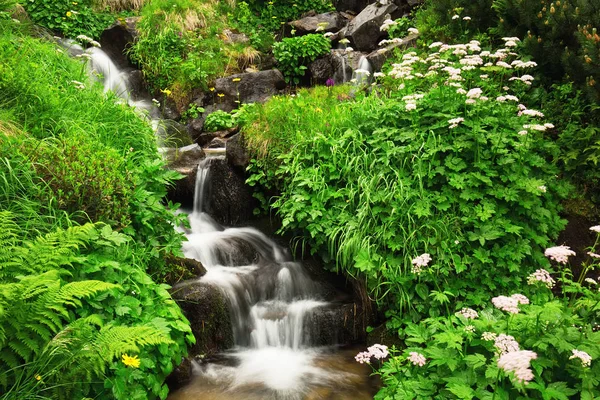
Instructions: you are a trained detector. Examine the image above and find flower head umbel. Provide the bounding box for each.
[457,307,478,320]
[492,294,529,314]
[411,253,432,274]
[498,350,537,384]
[590,225,600,233]
[570,349,592,367]
[527,269,555,289]
[122,354,140,368]
[494,334,520,355]
[544,245,576,264]
[407,352,426,366]
[354,344,389,364]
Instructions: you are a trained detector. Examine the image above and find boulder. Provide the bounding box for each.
[99,17,140,69]
[226,133,250,169]
[162,144,205,208]
[170,281,234,356]
[332,0,370,14]
[345,2,400,52]
[310,50,369,85]
[213,70,286,109]
[309,55,335,85]
[306,303,363,345]
[164,255,207,286]
[290,12,346,34]
[366,32,418,71]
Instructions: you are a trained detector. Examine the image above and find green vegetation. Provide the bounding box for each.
[204,109,236,132]
[273,33,331,84]
[0,10,191,399]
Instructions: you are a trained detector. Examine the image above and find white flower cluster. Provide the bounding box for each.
[354,343,389,364]
[411,253,432,274]
[481,331,497,341]
[590,225,600,233]
[492,294,529,314]
[498,350,537,384]
[448,117,465,129]
[457,307,478,319]
[569,349,592,367]
[544,245,576,264]
[527,269,555,288]
[407,351,427,366]
[379,19,397,32]
[76,34,101,48]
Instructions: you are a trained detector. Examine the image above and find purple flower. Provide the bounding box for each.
[326,78,335,87]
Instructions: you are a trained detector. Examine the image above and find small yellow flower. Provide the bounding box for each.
[217,93,225,98]
[315,107,323,113]
[160,88,172,96]
[35,375,42,381]
[272,16,277,19]
[232,78,241,82]
[122,354,140,368]
[72,1,78,4]
[66,11,72,17]
[209,87,215,92]
[268,1,273,4]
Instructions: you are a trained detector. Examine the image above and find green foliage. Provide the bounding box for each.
[23,0,112,39]
[204,110,236,132]
[0,213,193,399]
[375,266,600,399]
[386,16,413,40]
[242,41,567,321]
[273,33,331,84]
[181,102,205,120]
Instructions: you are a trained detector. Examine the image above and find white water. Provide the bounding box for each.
[353,56,373,86]
[175,156,372,399]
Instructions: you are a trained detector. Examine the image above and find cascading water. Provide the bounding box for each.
[170,154,376,400]
[353,56,373,86]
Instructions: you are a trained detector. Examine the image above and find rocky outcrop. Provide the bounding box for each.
[170,281,234,356]
[332,0,370,14]
[226,133,250,169]
[307,303,363,345]
[309,50,369,85]
[99,17,140,69]
[213,69,286,109]
[187,103,236,143]
[345,2,401,52]
[289,12,346,34]
[162,144,205,208]
[366,32,419,71]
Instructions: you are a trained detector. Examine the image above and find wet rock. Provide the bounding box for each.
[310,50,369,85]
[213,70,286,109]
[307,303,363,345]
[345,2,400,52]
[203,158,257,226]
[164,255,207,285]
[123,68,146,99]
[332,0,370,14]
[196,127,238,148]
[162,144,205,208]
[166,357,193,391]
[366,32,419,71]
[226,133,250,169]
[170,281,234,356]
[290,12,346,34]
[309,54,335,85]
[99,17,139,69]
[207,137,227,148]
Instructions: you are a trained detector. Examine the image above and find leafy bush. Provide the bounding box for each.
[273,33,331,84]
[204,110,236,132]
[23,0,112,39]
[242,39,567,321]
[372,243,600,399]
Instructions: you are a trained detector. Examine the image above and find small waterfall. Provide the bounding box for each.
[173,155,375,399]
[353,56,373,86]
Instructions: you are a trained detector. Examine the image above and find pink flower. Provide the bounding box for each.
[355,351,371,364]
[527,269,555,288]
[498,350,537,384]
[494,334,520,354]
[457,307,478,319]
[355,343,389,364]
[407,352,426,366]
[411,253,432,274]
[570,349,592,367]
[545,245,576,264]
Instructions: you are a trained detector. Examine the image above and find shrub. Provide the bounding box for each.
[204,110,236,132]
[273,33,331,84]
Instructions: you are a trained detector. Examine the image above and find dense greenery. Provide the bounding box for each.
[0,11,191,399]
[273,33,331,84]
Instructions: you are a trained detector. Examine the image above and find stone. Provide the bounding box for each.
[366,32,418,71]
[332,0,370,14]
[309,54,335,85]
[164,255,207,286]
[170,281,234,356]
[226,133,250,169]
[99,17,140,69]
[221,29,250,45]
[162,144,205,208]
[345,3,400,52]
[289,12,346,34]
[213,69,286,109]
[306,303,362,345]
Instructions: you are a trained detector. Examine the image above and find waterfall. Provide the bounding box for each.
[353,56,373,86]
[173,157,375,399]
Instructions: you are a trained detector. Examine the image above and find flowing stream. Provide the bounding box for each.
[169,155,376,400]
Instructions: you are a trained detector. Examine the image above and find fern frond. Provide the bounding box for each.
[93,324,175,361]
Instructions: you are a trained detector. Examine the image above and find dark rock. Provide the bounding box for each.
[99,17,140,69]
[290,12,346,34]
[315,50,369,85]
[162,99,182,121]
[309,54,335,85]
[207,137,227,148]
[366,32,418,71]
[332,0,370,14]
[213,70,286,109]
[406,0,424,6]
[166,357,193,390]
[158,119,194,148]
[196,127,238,148]
[202,158,257,226]
[226,133,250,169]
[307,303,363,345]
[162,144,205,208]
[345,2,400,52]
[170,281,234,356]
[164,255,207,286]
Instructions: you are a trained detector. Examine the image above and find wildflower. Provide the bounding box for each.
[345,47,354,53]
[323,32,334,38]
[494,334,520,355]
[523,123,547,131]
[527,269,555,288]
[463,16,471,21]
[407,27,419,34]
[465,325,476,333]
[496,61,512,68]
[325,78,335,87]
[480,74,489,79]
[405,102,417,112]
[456,88,467,95]
[209,87,215,92]
[545,245,576,264]
[538,185,547,193]
[407,352,426,366]
[429,41,443,48]
[504,95,519,102]
[373,72,385,78]
[569,349,592,367]
[448,117,464,129]
[492,294,529,314]
[122,354,141,368]
[232,78,241,82]
[588,252,600,259]
[217,93,225,98]
[521,109,544,118]
[411,253,431,274]
[354,69,371,76]
[497,96,507,102]
[544,123,554,129]
[452,14,460,20]
[457,307,478,319]
[151,99,160,107]
[70,80,85,90]
[355,351,371,364]
[482,332,497,341]
[585,278,597,285]
[518,130,528,136]
[160,88,172,96]
[368,344,389,360]
[35,374,42,381]
[66,11,73,17]
[339,38,350,44]
[590,225,600,233]
[466,88,482,98]
[498,350,537,384]
[465,99,476,105]
[380,19,397,31]
[511,294,530,305]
